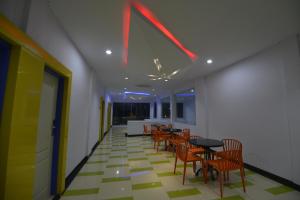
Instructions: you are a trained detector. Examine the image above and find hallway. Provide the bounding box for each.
[61,128,300,200]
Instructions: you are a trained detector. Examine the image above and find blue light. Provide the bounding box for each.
[124,91,151,96]
[175,93,195,97]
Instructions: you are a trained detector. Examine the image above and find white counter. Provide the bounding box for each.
[127,120,170,136]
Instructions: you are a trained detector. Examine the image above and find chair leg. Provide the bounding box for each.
[193,161,196,173]
[240,168,246,192]
[227,170,229,181]
[219,171,224,198]
[203,161,208,184]
[183,162,187,185]
[174,156,178,174]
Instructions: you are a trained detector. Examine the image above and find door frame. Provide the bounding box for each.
[0,39,10,117]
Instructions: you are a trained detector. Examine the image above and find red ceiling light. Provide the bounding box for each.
[123,0,198,65]
[123,1,131,65]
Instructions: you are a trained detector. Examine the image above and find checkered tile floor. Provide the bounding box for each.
[61,127,300,200]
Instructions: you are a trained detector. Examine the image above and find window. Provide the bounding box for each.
[153,102,157,118]
[176,103,183,118]
[113,103,150,125]
[174,89,196,125]
[161,97,170,118]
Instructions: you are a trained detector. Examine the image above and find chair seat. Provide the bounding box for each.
[189,147,205,154]
[207,159,240,171]
[186,152,203,162]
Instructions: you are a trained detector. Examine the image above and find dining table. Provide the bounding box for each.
[189,138,224,180]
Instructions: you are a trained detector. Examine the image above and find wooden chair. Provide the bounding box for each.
[174,137,206,184]
[205,139,246,198]
[153,130,170,152]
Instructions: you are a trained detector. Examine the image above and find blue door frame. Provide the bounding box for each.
[0,39,10,117]
[45,67,64,195]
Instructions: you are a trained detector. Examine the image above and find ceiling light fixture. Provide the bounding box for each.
[164,79,168,82]
[206,59,213,64]
[105,49,112,55]
[124,87,127,90]
[124,77,129,80]
[124,91,151,96]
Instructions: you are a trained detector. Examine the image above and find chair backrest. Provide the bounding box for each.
[144,125,148,133]
[221,139,243,165]
[176,137,189,161]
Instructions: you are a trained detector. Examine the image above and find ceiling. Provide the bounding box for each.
[49,0,300,97]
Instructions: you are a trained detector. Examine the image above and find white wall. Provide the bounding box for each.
[158,35,300,185]
[176,35,300,185]
[25,0,106,176]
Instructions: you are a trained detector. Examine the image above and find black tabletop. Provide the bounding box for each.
[189,138,223,148]
[161,128,182,133]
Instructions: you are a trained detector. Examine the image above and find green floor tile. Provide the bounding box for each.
[127,151,144,154]
[214,195,244,200]
[166,155,175,158]
[157,171,182,177]
[146,153,162,156]
[106,197,133,200]
[167,188,201,198]
[112,149,127,152]
[176,164,193,168]
[225,181,253,189]
[128,157,148,161]
[102,177,131,183]
[265,185,294,195]
[109,155,128,158]
[87,160,108,164]
[150,160,170,165]
[94,153,110,156]
[106,164,129,168]
[64,188,99,196]
[132,182,162,190]
[127,146,140,148]
[130,167,153,173]
[78,171,104,176]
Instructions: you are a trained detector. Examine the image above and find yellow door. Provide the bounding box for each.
[106,103,112,132]
[99,97,105,141]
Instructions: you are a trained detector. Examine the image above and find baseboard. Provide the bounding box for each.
[65,156,88,189]
[89,141,100,157]
[244,163,300,191]
[125,133,151,137]
[55,141,100,199]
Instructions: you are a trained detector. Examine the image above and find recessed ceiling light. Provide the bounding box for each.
[190,89,194,93]
[148,74,156,77]
[206,59,213,64]
[151,78,156,81]
[105,49,112,55]
[124,87,127,90]
[164,79,168,82]
[124,77,129,80]
[158,77,162,80]
[119,92,122,95]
